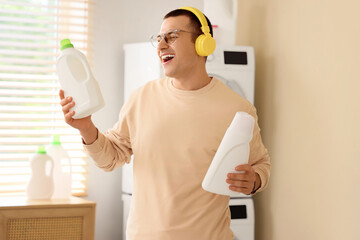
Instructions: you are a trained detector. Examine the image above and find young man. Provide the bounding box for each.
[60,7,270,240]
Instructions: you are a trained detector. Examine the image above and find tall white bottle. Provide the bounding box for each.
[202,112,255,197]
[46,135,72,199]
[26,146,54,200]
[56,39,104,119]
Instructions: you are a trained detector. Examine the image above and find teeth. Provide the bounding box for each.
[161,54,175,60]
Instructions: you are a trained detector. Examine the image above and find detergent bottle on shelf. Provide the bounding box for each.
[202,112,255,197]
[56,38,104,119]
[26,146,54,200]
[46,135,72,199]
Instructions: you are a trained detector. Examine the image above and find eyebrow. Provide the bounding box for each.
[158,29,176,35]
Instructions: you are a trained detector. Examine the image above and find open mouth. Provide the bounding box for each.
[161,54,175,64]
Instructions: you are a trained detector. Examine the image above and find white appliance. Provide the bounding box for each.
[206,45,255,104]
[122,194,131,240]
[230,198,255,240]
[122,42,255,240]
[123,42,163,103]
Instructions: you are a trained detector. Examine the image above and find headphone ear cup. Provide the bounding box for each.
[195,34,216,56]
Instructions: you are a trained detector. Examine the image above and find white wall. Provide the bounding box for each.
[84,1,203,239]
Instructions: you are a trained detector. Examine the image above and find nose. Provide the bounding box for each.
[157,36,168,50]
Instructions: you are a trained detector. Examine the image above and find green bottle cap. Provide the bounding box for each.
[60,39,74,51]
[37,146,46,154]
[52,134,61,145]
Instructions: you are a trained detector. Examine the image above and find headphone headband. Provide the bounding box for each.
[179,7,210,35]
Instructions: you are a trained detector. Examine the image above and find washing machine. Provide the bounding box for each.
[206,45,255,104]
[122,42,256,240]
[230,197,255,240]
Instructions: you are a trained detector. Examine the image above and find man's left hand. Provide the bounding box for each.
[226,164,260,195]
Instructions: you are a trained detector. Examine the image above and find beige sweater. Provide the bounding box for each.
[84,77,270,240]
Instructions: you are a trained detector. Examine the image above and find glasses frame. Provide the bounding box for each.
[150,29,199,48]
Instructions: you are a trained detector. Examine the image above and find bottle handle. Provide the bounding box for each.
[67,157,73,178]
[78,52,92,83]
[78,52,97,101]
[46,158,54,178]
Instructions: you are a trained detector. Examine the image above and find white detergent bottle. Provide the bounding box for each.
[202,112,255,197]
[26,146,54,200]
[46,135,72,199]
[56,39,104,119]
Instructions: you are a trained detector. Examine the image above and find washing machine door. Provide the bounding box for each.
[210,74,246,99]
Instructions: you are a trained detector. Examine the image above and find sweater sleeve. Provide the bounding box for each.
[247,106,271,194]
[83,96,134,172]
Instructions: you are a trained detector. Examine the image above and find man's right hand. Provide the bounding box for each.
[59,89,98,144]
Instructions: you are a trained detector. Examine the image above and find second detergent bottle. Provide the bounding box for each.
[46,135,72,199]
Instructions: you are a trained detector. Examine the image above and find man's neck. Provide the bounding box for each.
[170,69,211,90]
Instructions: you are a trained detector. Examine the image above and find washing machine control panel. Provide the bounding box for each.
[224,51,248,65]
[207,45,254,70]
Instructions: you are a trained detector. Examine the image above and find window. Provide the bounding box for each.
[0,0,91,197]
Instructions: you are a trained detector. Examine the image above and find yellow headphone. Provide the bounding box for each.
[179,6,216,56]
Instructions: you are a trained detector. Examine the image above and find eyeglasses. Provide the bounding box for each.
[150,29,199,48]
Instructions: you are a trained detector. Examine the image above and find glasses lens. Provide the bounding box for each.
[150,34,160,48]
[165,31,177,45]
[150,30,178,48]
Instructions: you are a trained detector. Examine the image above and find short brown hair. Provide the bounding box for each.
[163,9,214,43]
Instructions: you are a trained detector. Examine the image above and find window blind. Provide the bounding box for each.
[0,0,91,197]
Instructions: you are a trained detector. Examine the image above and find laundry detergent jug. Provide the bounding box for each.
[202,112,255,197]
[46,135,72,199]
[26,146,54,200]
[56,39,104,119]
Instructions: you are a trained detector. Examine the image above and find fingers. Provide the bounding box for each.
[226,174,254,194]
[227,173,248,181]
[226,179,252,189]
[59,93,75,115]
[235,164,252,172]
[59,89,65,100]
[62,98,75,123]
[62,99,75,113]
[60,95,72,107]
[226,176,252,185]
[229,185,252,194]
[58,90,75,123]
[226,164,256,194]
[64,110,75,123]
[59,90,74,109]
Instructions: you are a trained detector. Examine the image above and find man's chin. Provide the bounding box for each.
[163,70,175,78]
